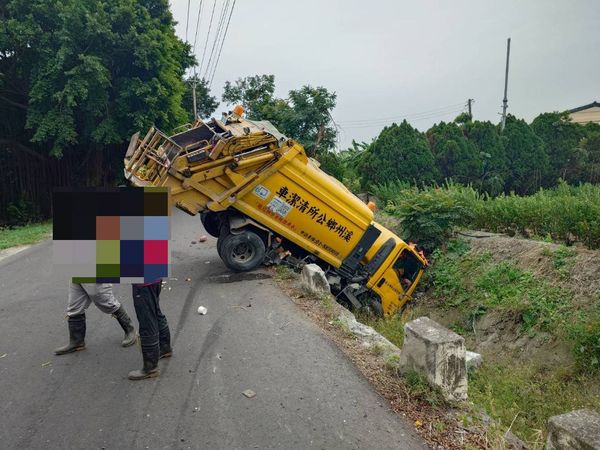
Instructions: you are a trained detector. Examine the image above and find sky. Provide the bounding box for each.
[170,0,600,149]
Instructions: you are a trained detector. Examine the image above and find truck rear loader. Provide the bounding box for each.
[123,106,427,316]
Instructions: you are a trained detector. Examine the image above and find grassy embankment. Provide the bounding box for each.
[359,182,600,447]
[0,222,52,251]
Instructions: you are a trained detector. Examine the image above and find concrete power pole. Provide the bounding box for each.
[467,98,474,119]
[501,37,511,131]
[192,77,198,120]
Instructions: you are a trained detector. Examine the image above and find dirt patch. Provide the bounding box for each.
[273,270,518,450]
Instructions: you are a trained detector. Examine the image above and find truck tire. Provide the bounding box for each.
[200,212,220,238]
[358,291,384,317]
[220,230,266,272]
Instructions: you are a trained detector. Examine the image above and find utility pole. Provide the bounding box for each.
[192,77,198,120]
[501,37,511,131]
[467,98,474,119]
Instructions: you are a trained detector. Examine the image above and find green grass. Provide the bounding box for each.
[274,265,297,280]
[430,241,572,333]
[469,361,600,447]
[423,239,600,445]
[356,310,406,348]
[0,221,52,250]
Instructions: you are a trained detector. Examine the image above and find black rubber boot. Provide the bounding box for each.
[159,325,172,359]
[54,313,86,355]
[128,347,160,380]
[113,305,137,347]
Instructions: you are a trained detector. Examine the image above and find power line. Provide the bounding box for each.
[339,107,466,130]
[203,0,230,80]
[185,0,191,43]
[337,102,466,126]
[192,0,204,67]
[198,0,217,77]
[337,104,467,128]
[208,0,236,88]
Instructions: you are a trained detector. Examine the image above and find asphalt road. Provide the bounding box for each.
[0,208,428,449]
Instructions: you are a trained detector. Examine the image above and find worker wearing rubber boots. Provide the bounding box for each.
[55,282,136,355]
[128,281,172,380]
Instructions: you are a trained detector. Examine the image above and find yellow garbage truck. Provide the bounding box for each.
[123,106,427,315]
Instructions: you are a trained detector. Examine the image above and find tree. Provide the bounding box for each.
[531,112,586,185]
[427,121,483,185]
[182,77,218,120]
[464,121,506,195]
[572,123,600,184]
[502,115,549,194]
[222,74,338,156]
[359,121,439,188]
[221,74,276,119]
[0,0,193,157]
[279,86,337,155]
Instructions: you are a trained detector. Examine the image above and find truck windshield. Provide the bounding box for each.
[392,249,423,291]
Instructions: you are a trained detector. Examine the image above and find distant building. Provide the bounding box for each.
[568,101,600,125]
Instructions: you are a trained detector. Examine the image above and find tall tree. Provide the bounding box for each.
[427,121,483,185]
[221,74,276,119]
[222,74,337,156]
[359,121,439,188]
[0,0,193,157]
[531,112,586,185]
[502,115,549,194]
[464,120,506,195]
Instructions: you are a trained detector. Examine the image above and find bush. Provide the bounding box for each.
[380,180,600,250]
[383,182,477,252]
[5,197,41,227]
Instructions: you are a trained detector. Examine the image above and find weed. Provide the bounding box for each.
[369,342,386,356]
[358,311,405,348]
[274,265,296,280]
[404,370,445,407]
[331,318,356,339]
[469,361,600,446]
[550,245,577,279]
[384,353,400,372]
[566,311,600,372]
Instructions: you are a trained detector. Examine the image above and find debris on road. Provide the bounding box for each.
[242,389,256,398]
[199,235,208,242]
[204,261,210,264]
[186,278,191,282]
[231,305,249,311]
[197,306,207,315]
[191,241,197,244]
[0,353,7,358]
[41,361,52,367]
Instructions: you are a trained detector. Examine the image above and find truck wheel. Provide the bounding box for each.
[358,291,384,317]
[200,212,220,238]
[220,230,266,272]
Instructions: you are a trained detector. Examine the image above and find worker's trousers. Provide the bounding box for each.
[132,283,170,355]
[67,283,121,317]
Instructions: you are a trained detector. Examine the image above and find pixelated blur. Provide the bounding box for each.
[52,187,171,283]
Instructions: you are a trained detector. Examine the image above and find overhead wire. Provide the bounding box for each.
[208,0,236,88]
[185,0,191,43]
[191,0,204,78]
[338,102,467,126]
[198,0,217,78]
[339,109,466,129]
[203,0,230,80]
